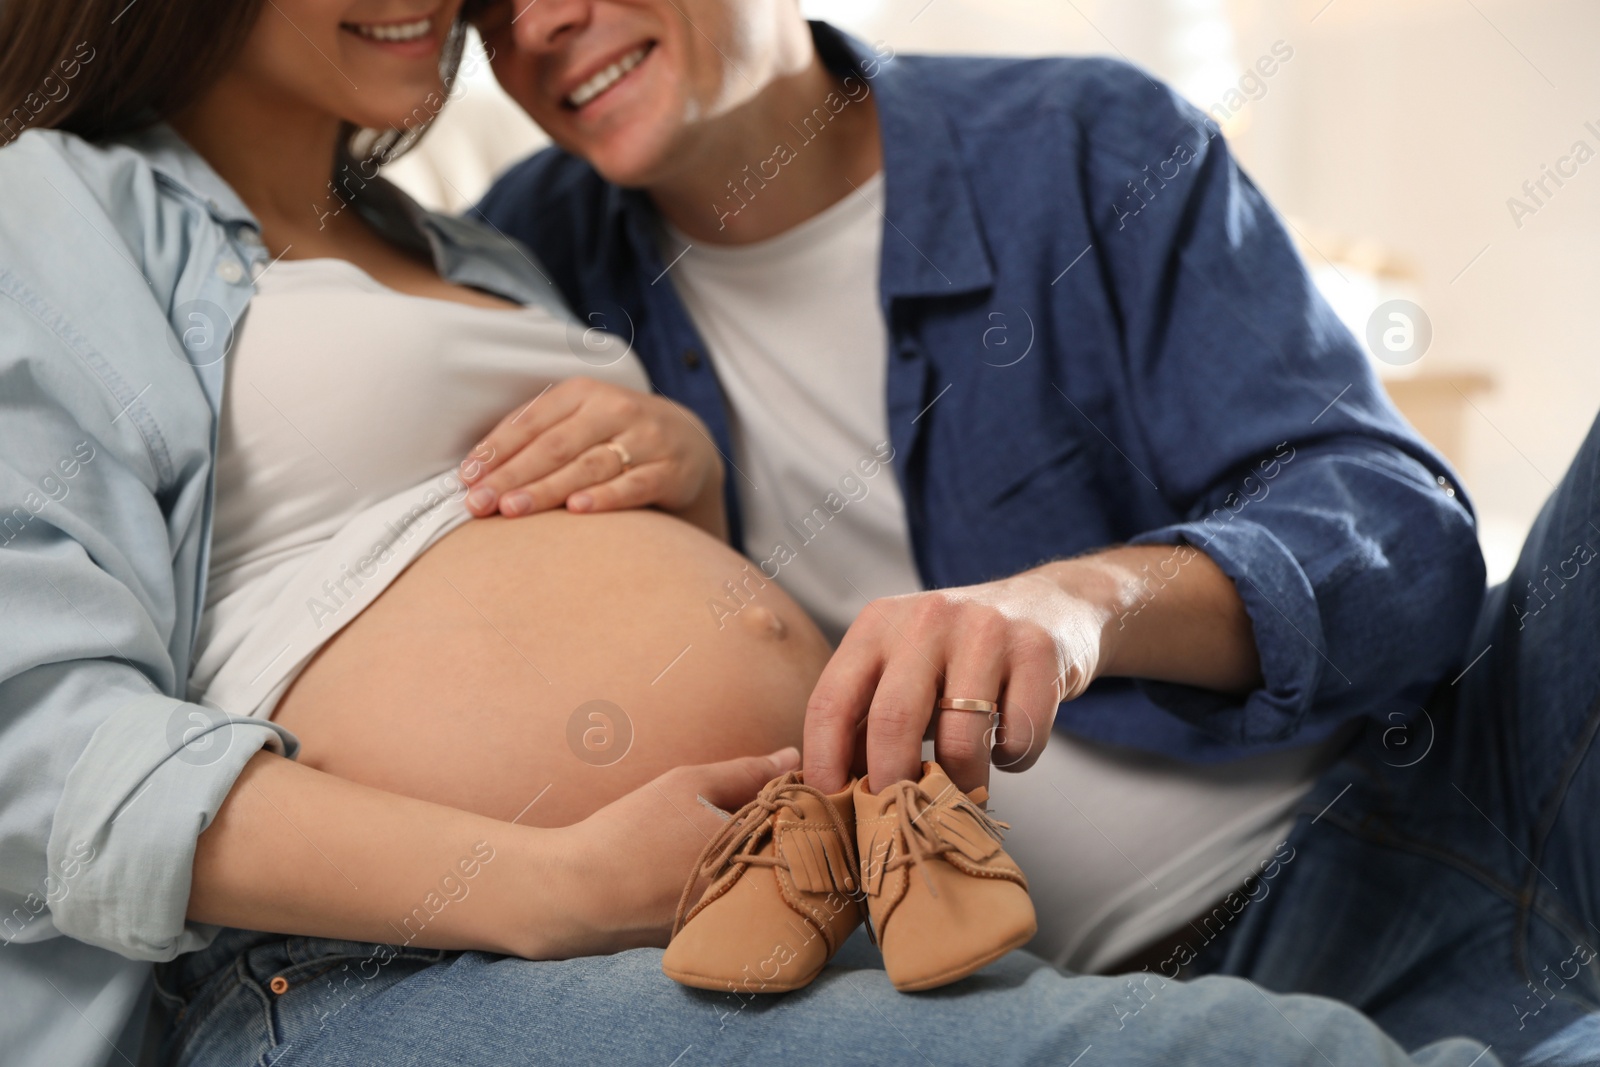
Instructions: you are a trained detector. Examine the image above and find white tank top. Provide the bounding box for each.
[188,256,650,716]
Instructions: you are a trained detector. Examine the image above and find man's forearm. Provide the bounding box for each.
[1035,544,1263,695]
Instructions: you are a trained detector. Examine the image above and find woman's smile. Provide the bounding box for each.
[339,8,445,61]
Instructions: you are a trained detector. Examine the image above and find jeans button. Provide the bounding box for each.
[269,976,290,995]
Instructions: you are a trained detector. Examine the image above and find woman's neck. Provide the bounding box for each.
[170,78,348,250]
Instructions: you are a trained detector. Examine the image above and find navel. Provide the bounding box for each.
[739,604,789,641]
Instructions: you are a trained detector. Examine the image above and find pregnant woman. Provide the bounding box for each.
[0,2,1497,1065]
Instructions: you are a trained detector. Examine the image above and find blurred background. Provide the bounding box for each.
[387,0,1600,584]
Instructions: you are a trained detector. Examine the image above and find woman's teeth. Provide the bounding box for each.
[567,47,650,108]
[346,17,432,43]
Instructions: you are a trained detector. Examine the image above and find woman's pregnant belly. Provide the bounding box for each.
[272,510,833,827]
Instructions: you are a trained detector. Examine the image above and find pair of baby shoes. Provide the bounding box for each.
[661,761,1036,994]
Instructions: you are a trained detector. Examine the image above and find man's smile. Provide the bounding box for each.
[560,41,657,111]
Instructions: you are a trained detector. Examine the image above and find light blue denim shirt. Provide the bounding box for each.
[0,124,569,1067]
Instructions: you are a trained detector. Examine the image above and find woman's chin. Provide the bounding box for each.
[345,107,444,137]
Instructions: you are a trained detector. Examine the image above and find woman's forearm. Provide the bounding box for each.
[189,744,802,961]
[188,750,584,958]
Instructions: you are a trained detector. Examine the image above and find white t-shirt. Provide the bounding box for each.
[660,173,924,644]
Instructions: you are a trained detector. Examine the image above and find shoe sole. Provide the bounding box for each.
[661,961,823,995]
[888,917,1039,993]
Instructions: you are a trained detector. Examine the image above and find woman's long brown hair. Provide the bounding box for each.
[0,0,474,163]
[0,1,264,147]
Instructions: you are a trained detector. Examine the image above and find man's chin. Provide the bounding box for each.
[559,134,677,191]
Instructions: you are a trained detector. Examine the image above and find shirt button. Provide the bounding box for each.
[238,229,263,249]
[1436,474,1458,498]
[216,259,245,285]
[682,348,703,370]
[898,344,919,360]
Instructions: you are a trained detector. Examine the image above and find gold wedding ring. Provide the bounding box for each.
[936,697,1000,714]
[602,439,634,473]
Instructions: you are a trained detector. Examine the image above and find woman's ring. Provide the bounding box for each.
[602,440,634,473]
[936,697,999,714]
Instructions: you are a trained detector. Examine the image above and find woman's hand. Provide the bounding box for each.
[543,748,801,957]
[460,378,726,537]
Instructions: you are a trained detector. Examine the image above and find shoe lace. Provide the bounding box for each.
[871,780,1010,899]
[671,773,861,938]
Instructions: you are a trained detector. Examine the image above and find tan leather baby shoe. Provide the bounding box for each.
[855,761,1036,992]
[662,771,866,994]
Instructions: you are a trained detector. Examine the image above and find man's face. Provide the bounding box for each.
[476,0,806,187]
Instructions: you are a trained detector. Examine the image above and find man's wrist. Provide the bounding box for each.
[1036,543,1261,694]
[1029,552,1136,682]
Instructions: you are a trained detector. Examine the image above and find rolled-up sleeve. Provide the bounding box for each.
[1131,509,1319,742]
[1086,72,1485,744]
[0,269,294,961]
[1128,443,1482,744]
[42,688,292,958]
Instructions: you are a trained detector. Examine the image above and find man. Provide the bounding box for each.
[469,1,1599,1059]
[469,2,1479,790]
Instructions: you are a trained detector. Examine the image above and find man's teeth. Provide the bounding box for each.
[568,47,649,108]
[348,17,432,43]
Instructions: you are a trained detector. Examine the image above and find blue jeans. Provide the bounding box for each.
[1202,413,1600,1064]
[150,416,1600,1067]
[152,925,1492,1066]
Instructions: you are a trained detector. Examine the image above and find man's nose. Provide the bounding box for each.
[508,0,594,54]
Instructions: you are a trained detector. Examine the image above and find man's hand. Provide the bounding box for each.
[460,378,726,538]
[802,546,1263,795]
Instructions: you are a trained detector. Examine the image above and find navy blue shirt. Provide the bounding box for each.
[478,23,1486,762]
